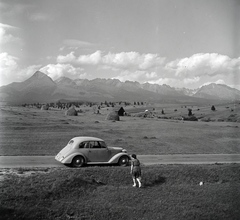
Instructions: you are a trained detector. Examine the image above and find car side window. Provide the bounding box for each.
[79,142,86,148]
[85,142,91,148]
[88,141,101,149]
[99,141,107,148]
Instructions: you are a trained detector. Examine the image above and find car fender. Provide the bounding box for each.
[108,152,130,164]
[62,153,87,164]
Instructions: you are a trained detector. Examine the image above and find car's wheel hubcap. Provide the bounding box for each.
[76,159,82,164]
[121,158,128,164]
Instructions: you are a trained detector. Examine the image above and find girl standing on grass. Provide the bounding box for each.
[130,154,142,188]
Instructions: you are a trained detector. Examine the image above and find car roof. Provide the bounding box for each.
[71,136,104,142]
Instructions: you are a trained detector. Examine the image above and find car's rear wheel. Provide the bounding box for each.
[72,156,85,168]
[118,156,130,166]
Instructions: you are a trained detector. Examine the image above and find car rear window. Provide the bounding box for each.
[68,140,74,145]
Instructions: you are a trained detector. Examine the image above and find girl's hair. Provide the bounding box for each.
[131,154,137,159]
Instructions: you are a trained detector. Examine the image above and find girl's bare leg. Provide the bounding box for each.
[137,178,141,188]
[132,178,137,187]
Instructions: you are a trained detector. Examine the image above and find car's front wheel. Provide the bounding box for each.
[72,156,85,168]
[118,156,130,166]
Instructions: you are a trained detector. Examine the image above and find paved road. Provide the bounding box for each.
[0,154,240,168]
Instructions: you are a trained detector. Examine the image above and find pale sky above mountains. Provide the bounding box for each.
[0,0,240,89]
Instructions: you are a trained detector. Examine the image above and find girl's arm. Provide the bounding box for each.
[130,164,133,174]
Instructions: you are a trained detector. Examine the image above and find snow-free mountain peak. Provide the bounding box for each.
[23,71,55,87]
[0,71,240,104]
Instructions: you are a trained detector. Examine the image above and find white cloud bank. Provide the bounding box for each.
[0,52,44,85]
[0,23,20,45]
[40,63,85,80]
[1,50,240,89]
[0,52,19,85]
[57,51,166,71]
[0,53,88,86]
[166,53,240,77]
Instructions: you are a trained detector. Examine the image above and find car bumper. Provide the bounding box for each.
[55,153,65,163]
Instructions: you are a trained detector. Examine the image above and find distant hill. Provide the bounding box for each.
[0,71,57,103]
[0,71,239,104]
[193,83,240,101]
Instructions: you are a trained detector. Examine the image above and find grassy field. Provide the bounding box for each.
[1,164,240,220]
[0,103,240,219]
[0,103,240,156]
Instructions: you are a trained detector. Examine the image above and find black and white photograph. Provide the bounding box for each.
[0,0,240,219]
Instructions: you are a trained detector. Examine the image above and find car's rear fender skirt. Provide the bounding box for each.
[108,153,130,164]
[62,153,87,164]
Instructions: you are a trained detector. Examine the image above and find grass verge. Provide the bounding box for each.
[1,164,240,220]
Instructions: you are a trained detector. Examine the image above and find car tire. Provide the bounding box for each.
[118,156,129,166]
[72,156,85,168]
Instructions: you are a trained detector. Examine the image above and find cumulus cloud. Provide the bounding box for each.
[214,79,226,85]
[0,52,18,85]
[148,78,181,86]
[165,53,240,77]
[103,52,165,70]
[18,65,42,79]
[57,50,166,71]
[112,70,159,83]
[201,79,226,87]
[0,52,18,71]
[40,63,85,80]
[3,49,237,89]
[0,54,45,86]
[0,23,20,45]
[183,77,200,84]
[77,50,102,65]
[57,52,76,64]
[57,51,102,65]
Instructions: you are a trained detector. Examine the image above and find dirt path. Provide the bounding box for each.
[0,154,240,168]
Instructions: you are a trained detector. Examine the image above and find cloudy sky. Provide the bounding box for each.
[0,0,240,89]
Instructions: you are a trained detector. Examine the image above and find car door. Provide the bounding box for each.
[86,141,111,162]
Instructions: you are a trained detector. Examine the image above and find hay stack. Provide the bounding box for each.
[132,111,153,118]
[41,105,49,110]
[106,111,120,121]
[65,106,78,116]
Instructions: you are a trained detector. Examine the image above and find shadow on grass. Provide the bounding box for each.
[64,163,129,168]
[0,206,31,220]
[144,175,166,187]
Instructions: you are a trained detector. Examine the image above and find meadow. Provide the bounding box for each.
[0,102,240,156]
[0,102,240,219]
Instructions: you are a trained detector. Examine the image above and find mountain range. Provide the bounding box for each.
[0,71,239,104]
